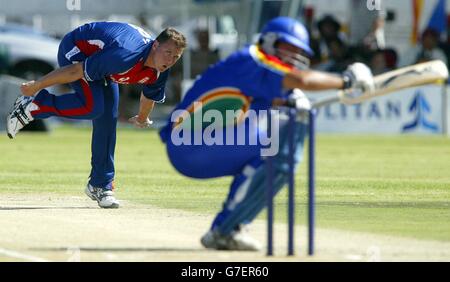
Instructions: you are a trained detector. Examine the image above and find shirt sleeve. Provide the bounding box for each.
[142,70,169,103]
[222,47,289,102]
[83,46,139,81]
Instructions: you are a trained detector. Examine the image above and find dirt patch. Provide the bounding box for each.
[0,194,449,262]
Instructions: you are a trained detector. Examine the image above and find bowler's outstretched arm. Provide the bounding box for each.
[20,62,84,96]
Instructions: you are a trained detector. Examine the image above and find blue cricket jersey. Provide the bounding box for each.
[64,21,168,103]
[159,44,294,141]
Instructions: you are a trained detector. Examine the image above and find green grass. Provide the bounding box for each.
[1,126,449,241]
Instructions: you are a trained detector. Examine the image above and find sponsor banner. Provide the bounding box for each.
[305,85,447,134]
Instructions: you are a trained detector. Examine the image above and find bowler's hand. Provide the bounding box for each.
[20,80,40,97]
[129,115,153,128]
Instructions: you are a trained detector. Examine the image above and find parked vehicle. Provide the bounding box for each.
[0,24,58,132]
[0,24,59,80]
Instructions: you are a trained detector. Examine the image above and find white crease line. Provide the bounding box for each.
[0,248,50,262]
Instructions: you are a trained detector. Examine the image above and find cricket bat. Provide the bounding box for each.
[338,60,449,105]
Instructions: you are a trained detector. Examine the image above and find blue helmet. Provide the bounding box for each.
[259,17,313,56]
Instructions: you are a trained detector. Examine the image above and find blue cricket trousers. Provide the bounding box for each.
[31,35,119,189]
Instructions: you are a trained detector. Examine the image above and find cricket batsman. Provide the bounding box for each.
[6,22,186,208]
[159,17,374,250]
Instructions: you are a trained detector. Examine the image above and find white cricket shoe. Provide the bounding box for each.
[200,228,262,251]
[6,95,37,139]
[85,183,120,209]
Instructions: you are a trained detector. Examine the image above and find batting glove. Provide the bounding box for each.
[342,63,375,93]
[128,115,153,128]
[286,88,311,111]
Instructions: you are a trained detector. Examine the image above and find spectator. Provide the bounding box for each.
[310,15,347,66]
[369,49,387,75]
[190,29,220,78]
[384,48,398,69]
[346,45,370,65]
[349,0,386,49]
[400,28,448,66]
[362,16,386,51]
[313,37,351,73]
[369,48,398,75]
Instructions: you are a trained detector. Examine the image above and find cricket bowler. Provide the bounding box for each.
[6,21,186,208]
[159,17,374,251]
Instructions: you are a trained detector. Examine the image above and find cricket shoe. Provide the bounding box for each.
[6,95,37,139]
[200,227,262,251]
[85,183,120,209]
